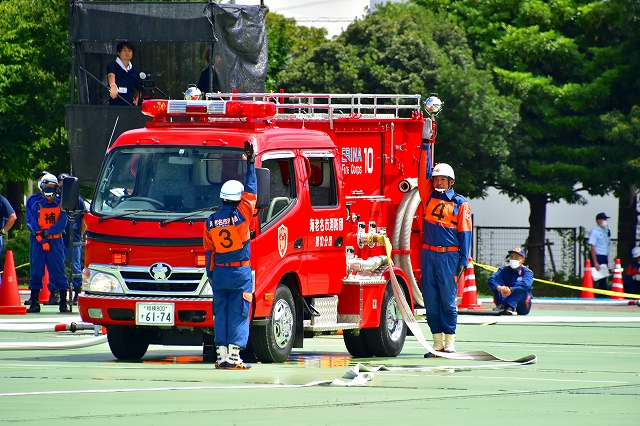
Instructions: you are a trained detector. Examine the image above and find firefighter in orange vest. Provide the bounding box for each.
[26,173,71,313]
[418,162,472,356]
[203,142,257,369]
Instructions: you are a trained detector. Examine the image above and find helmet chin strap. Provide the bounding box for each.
[434,187,447,193]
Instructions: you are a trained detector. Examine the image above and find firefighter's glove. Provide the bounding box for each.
[41,241,51,252]
[456,264,466,283]
[244,141,255,164]
[35,231,48,243]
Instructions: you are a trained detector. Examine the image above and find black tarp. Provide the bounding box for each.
[67,1,268,184]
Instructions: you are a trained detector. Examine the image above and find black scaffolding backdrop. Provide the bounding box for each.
[66,1,268,184]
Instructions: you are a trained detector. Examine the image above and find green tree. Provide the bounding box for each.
[413,0,636,276]
[266,12,327,92]
[0,0,70,225]
[279,2,520,198]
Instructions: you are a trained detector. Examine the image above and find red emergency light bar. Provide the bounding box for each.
[141,99,277,121]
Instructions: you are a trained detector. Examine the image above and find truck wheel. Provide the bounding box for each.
[343,329,373,358]
[250,285,296,363]
[106,326,150,360]
[363,284,407,357]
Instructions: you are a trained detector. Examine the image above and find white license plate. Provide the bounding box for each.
[136,303,175,325]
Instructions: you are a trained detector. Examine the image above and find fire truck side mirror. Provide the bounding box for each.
[255,167,271,209]
[61,177,80,211]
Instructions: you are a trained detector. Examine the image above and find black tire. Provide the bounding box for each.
[343,329,373,358]
[250,285,296,363]
[106,326,150,360]
[363,283,407,357]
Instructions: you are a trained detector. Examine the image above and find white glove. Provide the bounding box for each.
[633,274,640,281]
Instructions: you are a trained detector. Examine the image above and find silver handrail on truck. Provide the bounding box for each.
[204,92,423,127]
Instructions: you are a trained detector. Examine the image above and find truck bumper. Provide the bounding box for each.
[78,293,214,327]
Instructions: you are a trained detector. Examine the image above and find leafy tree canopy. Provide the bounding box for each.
[278,2,520,198]
[0,0,70,184]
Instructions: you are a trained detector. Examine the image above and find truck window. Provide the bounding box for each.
[94,147,244,219]
[308,157,337,208]
[260,158,296,227]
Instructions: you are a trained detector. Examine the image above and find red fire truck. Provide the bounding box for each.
[78,93,439,362]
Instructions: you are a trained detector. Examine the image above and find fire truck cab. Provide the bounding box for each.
[79,93,433,362]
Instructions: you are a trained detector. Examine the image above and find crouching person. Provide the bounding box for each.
[487,247,533,315]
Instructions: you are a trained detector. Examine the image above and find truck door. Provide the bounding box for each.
[253,151,305,297]
[301,150,346,295]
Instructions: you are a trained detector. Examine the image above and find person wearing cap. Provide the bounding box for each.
[203,142,256,369]
[25,173,71,313]
[588,212,611,295]
[623,247,640,295]
[487,247,534,315]
[418,161,473,355]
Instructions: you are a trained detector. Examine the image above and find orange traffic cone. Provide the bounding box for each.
[458,261,482,309]
[581,260,595,299]
[40,268,51,303]
[0,251,27,314]
[610,258,624,300]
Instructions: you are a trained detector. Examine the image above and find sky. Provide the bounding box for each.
[236,0,374,37]
[234,0,620,235]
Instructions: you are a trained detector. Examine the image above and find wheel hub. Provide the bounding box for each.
[386,296,403,342]
[272,299,294,348]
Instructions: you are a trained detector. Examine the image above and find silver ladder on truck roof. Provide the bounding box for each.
[204,92,423,127]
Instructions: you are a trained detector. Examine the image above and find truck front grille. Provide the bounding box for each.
[119,267,205,293]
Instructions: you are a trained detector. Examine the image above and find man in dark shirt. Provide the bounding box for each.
[107,41,142,106]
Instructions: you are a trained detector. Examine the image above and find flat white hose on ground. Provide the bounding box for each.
[381,235,536,364]
[0,335,107,351]
[0,322,97,333]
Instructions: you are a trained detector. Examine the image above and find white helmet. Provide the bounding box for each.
[220,180,244,202]
[184,86,202,100]
[432,163,455,180]
[632,247,640,259]
[39,173,59,196]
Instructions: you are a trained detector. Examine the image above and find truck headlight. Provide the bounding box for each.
[200,278,213,296]
[87,272,124,294]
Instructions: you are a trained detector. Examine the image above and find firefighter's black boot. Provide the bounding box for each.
[43,289,60,305]
[59,290,70,313]
[26,289,41,313]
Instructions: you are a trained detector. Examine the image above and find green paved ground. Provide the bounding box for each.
[1,306,639,425]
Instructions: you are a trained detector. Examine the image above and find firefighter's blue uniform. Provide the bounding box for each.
[203,163,257,350]
[26,193,70,292]
[487,264,533,315]
[418,154,472,338]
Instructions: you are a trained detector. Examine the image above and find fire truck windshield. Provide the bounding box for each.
[94,146,247,220]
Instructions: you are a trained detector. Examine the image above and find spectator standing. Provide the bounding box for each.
[197,47,222,94]
[107,41,142,106]
[588,212,611,294]
[418,162,472,356]
[487,247,533,315]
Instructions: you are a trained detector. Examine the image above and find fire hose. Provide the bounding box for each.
[0,321,107,350]
[383,234,536,364]
[392,187,424,307]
